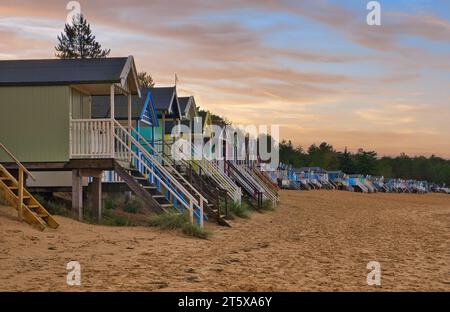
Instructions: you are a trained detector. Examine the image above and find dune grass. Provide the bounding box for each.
[32,194,72,217]
[260,199,275,212]
[148,210,211,239]
[226,200,251,219]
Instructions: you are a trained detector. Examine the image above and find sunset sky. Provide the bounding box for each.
[1,0,449,157]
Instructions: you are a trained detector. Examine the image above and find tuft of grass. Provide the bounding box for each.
[101,214,134,227]
[45,200,72,217]
[104,199,114,210]
[260,199,275,212]
[227,201,251,219]
[181,222,211,240]
[148,211,211,239]
[124,199,139,214]
[31,193,72,217]
[147,211,188,229]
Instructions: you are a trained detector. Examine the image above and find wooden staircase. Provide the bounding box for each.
[113,121,206,227]
[226,161,263,208]
[179,164,231,227]
[113,162,169,213]
[158,141,231,226]
[0,144,59,231]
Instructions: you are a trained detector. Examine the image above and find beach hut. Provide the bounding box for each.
[348,175,369,193]
[328,171,354,191]
[151,87,182,156]
[0,58,207,227]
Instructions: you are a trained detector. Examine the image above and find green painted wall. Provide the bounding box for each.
[0,86,71,163]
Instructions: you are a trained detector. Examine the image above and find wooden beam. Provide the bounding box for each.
[162,113,166,158]
[18,168,23,221]
[67,159,115,170]
[72,169,83,221]
[111,84,115,158]
[110,84,115,119]
[128,93,132,161]
[115,83,130,95]
[79,169,103,178]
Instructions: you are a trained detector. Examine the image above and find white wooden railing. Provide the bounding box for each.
[70,119,131,162]
[70,119,115,159]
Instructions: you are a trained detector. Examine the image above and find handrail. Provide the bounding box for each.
[113,120,205,227]
[227,161,262,197]
[190,144,241,198]
[160,139,241,203]
[114,134,199,219]
[131,129,207,204]
[243,166,278,205]
[114,120,203,205]
[0,143,35,181]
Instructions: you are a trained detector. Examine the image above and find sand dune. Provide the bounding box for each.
[0,191,449,291]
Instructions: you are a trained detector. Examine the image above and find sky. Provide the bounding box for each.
[0,0,449,157]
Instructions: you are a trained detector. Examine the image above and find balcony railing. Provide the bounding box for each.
[70,119,130,162]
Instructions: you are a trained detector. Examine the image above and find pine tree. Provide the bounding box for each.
[138,72,155,89]
[55,15,110,59]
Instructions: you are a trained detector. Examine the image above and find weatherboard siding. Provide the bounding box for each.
[0,86,70,162]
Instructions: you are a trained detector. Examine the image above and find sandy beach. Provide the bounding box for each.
[0,190,449,291]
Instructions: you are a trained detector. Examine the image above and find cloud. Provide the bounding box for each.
[0,0,449,157]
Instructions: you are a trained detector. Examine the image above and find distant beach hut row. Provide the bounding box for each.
[273,164,448,194]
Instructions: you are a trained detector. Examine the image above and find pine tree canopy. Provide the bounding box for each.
[55,14,111,59]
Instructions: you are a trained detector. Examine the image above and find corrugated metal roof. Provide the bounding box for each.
[0,57,128,86]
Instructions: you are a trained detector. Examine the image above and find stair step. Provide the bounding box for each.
[160,203,173,208]
[1,163,59,230]
[152,195,165,199]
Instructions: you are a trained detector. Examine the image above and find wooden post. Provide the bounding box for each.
[128,92,132,162]
[18,167,23,220]
[162,113,166,159]
[72,169,83,221]
[200,199,204,228]
[189,200,194,224]
[110,84,115,158]
[92,177,102,222]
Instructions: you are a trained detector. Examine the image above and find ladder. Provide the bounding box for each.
[0,143,59,231]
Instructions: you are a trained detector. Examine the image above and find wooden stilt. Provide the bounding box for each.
[72,169,83,221]
[18,167,23,220]
[92,177,102,222]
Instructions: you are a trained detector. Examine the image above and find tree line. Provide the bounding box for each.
[280,141,450,185]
